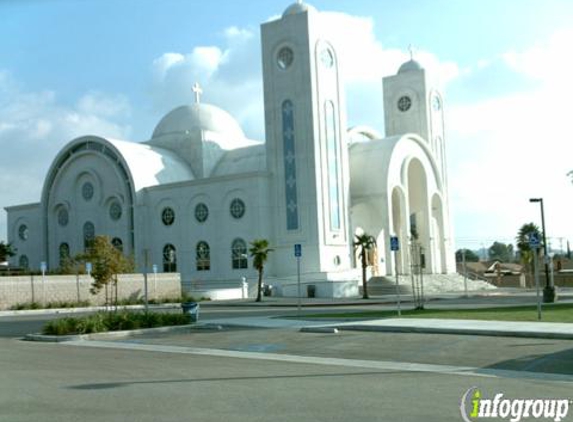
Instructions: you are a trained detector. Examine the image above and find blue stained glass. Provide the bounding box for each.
[325,101,341,230]
[282,100,299,230]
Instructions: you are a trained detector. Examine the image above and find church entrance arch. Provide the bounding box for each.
[391,186,408,274]
[406,157,431,272]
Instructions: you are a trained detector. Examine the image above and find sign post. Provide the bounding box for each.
[294,244,302,317]
[40,261,47,305]
[390,236,401,317]
[529,233,542,321]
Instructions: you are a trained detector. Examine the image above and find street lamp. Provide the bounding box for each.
[529,198,555,303]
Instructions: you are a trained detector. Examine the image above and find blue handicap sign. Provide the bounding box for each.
[390,236,400,251]
[294,244,302,257]
[528,233,540,248]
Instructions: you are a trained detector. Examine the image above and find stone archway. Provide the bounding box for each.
[406,158,431,272]
[391,186,408,274]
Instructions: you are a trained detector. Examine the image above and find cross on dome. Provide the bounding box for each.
[192,82,203,104]
[408,44,414,60]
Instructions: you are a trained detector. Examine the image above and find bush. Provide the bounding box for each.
[42,310,190,336]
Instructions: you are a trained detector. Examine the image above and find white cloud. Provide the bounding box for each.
[0,71,132,241]
[447,32,573,248]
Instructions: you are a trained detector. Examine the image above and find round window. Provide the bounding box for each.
[162,207,175,226]
[397,95,412,112]
[277,47,294,70]
[18,224,28,241]
[82,182,94,201]
[57,208,69,227]
[230,198,246,219]
[195,203,209,223]
[109,201,122,221]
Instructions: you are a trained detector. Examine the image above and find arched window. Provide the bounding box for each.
[282,99,299,230]
[196,241,210,271]
[19,255,29,269]
[83,221,95,250]
[232,238,248,269]
[111,237,123,252]
[59,243,70,268]
[163,244,177,272]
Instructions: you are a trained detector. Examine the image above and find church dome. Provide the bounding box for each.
[397,59,423,74]
[282,1,317,17]
[152,103,245,140]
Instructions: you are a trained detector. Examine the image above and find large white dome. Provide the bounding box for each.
[152,103,245,140]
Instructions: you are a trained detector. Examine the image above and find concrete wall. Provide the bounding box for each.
[0,273,181,310]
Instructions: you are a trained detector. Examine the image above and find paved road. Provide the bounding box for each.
[3,296,573,422]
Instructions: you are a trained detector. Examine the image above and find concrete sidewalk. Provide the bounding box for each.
[207,315,573,340]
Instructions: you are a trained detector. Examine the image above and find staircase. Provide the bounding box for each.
[358,273,496,296]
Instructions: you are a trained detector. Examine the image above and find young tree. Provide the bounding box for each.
[354,233,377,299]
[79,236,134,309]
[0,242,16,263]
[249,239,274,302]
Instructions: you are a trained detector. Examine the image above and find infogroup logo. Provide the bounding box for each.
[460,387,571,422]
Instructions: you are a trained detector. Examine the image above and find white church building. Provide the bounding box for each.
[5,2,456,298]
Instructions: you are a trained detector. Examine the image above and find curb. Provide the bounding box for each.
[0,303,181,317]
[24,322,224,343]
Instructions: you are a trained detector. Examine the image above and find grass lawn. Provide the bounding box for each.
[304,303,573,323]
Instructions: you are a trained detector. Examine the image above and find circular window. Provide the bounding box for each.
[162,207,175,226]
[82,182,94,201]
[111,237,123,252]
[109,201,122,221]
[195,203,209,223]
[57,208,69,227]
[277,47,294,70]
[19,255,29,269]
[230,198,246,219]
[320,47,334,68]
[18,224,28,241]
[397,95,412,112]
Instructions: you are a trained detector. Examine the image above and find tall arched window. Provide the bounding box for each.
[232,238,248,269]
[196,241,210,271]
[59,243,70,268]
[163,244,177,272]
[83,221,95,250]
[282,99,299,230]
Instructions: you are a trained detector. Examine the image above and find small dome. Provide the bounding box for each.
[282,1,317,17]
[152,103,245,140]
[398,59,423,74]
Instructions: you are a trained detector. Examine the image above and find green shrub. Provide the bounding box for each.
[42,310,190,336]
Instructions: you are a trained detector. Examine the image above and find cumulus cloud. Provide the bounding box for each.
[447,31,573,247]
[0,71,132,240]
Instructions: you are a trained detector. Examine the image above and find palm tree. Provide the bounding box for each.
[354,233,377,299]
[516,223,542,287]
[0,241,16,263]
[249,239,274,302]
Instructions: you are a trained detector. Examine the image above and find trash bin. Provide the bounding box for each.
[307,285,316,298]
[181,302,200,323]
[263,284,273,297]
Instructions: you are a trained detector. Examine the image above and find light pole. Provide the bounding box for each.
[529,198,555,303]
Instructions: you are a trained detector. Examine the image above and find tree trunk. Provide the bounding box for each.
[362,252,369,299]
[256,269,263,302]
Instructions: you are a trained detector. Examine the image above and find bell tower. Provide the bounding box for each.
[261,2,351,279]
[383,54,447,184]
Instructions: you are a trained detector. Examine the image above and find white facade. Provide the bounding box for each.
[4,2,456,297]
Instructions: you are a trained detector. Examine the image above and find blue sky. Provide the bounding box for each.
[2,0,573,251]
